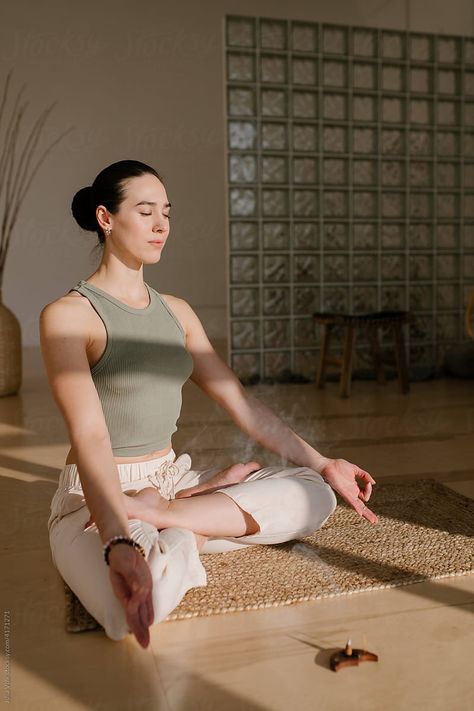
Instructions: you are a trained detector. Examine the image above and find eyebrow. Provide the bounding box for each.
[134,200,171,208]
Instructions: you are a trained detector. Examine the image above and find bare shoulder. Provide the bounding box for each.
[40,290,93,337]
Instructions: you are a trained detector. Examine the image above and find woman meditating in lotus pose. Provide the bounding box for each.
[40,160,378,650]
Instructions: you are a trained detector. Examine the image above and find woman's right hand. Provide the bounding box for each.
[107,543,155,649]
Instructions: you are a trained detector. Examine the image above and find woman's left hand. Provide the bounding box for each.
[318,458,378,524]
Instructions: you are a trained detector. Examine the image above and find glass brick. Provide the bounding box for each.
[382,129,405,155]
[409,161,432,187]
[294,350,318,379]
[232,353,260,382]
[437,313,459,341]
[262,189,288,216]
[324,190,348,217]
[464,194,474,218]
[382,97,404,123]
[438,69,460,95]
[437,193,458,219]
[261,122,287,150]
[322,126,346,153]
[353,127,376,154]
[323,287,349,311]
[263,287,290,315]
[353,223,377,249]
[409,193,432,219]
[464,224,474,249]
[231,255,259,283]
[382,223,404,249]
[381,253,405,280]
[323,223,349,250]
[465,164,474,188]
[260,54,287,84]
[228,87,255,116]
[464,133,474,157]
[408,224,432,250]
[293,124,317,152]
[409,130,432,156]
[410,35,432,62]
[231,287,259,316]
[230,188,257,216]
[324,158,347,184]
[354,159,377,185]
[294,254,319,282]
[323,254,349,281]
[437,37,460,63]
[353,29,376,57]
[230,222,259,250]
[323,26,347,54]
[263,222,290,250]
[464,255,474,278]
[464,71,474,96]
[293,189,318,216]
[410,315,434,342]
[323,93,347,121]
[436,131,459,156]
[353,191,377,217]
[409,66,431,93]
[382,32,404,59]
[294,223,319,250]
[353,62,376,89]
[410,344,435,367]
[294,286,319,314]
[436,162,458,188]
[353,286,378,312]
[437,100,459,125]
[227,52,255,82]
[229,154,257,183]
[465,39,474,64]
[263,254,289,282]
[382,64,404,92]
[410,285,433,311]
[353,254,378,281]
[292,319,316,347]
[382,160,404,186]
[261,89,287,117]
[436,224,458,250]
[228,121,257,149]
[323,60,347,87]
[410,99,432,124]
[293,157,318,184]
[227,17,256,48]
[292,91,318,118]
[260,19,287,50]
[436,254,459,280]
[231,320,260,349]
[263,351,291,380]
[381,286,404,310]
[261,155,288,183]
[437,284,459,310]
[353,95,376,122]
[465,102,474,127]
[291,22,317,53]
[410,254,433,280]
[292,58,317,85]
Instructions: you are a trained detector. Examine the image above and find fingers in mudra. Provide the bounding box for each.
[175,460,262,499]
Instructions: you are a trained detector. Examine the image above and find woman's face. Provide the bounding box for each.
[98,173,171,263]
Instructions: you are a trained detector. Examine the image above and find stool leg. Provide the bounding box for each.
[316,324,332,389]
[340,325,356,398]
[393,322,410,394]
[367,324,387,385]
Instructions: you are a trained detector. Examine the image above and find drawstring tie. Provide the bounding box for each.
[144,454,191,500]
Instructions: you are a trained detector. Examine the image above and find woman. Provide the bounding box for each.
[40,160,377,650]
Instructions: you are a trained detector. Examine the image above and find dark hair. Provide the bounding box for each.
[71,159,164,247]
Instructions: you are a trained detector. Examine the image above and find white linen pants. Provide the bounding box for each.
[47,449,337,641]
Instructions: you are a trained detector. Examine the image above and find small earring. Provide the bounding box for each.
[104,227,111,237]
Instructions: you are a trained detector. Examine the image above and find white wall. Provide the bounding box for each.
[1,0,473,346]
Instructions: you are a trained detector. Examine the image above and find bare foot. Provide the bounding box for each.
[175,461,262,499]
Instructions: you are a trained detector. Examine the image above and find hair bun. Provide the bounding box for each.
[71,186,98,232]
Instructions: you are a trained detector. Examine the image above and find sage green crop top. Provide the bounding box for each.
[69,279,194,456]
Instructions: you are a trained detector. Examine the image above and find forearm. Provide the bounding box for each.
[230,391,330,473]
[72,433,130,544]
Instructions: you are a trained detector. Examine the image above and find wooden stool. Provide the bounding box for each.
[312,310,412,398]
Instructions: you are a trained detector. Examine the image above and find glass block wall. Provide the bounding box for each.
[225,14,474,384]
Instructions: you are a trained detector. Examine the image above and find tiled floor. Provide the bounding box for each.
[1,348,473,710]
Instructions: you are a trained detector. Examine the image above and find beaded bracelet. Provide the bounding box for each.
[103,535,146,566]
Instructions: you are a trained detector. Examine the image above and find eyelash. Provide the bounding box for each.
[140,213,171,220]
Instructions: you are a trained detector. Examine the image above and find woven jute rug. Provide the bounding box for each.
[63,478,474,632]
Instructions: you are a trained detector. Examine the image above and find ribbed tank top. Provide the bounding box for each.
[69,279,194,456]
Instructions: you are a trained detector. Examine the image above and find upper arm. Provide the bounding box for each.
[172,298,247,413]
[39,300,110,444]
